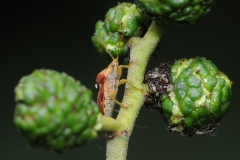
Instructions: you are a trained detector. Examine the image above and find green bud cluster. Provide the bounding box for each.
[14,69,102,152]
[92,2,150,58]
[144,57,232,136]
[135,0,215,26]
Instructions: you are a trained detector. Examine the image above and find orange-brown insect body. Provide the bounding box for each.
[96,58,121,116]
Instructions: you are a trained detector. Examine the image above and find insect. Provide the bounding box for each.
[95,34,129,117]
[143,62,174,111]
[95,58,126,116]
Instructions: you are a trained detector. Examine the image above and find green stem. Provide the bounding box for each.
[106,21,167,160]
[101,116,123,132]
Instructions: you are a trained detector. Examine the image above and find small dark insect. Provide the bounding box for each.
[147,82,157,93]
[167,85,174,91]
[143,61,173,111]
[105,132,116,139]
[196,70,200,74]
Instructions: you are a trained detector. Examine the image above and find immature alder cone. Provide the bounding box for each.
[135,0,215,26]
[14,69,102,152]
[92,2,150,58]
[144,57,232,136]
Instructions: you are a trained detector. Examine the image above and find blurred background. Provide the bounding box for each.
[1,0,239,160]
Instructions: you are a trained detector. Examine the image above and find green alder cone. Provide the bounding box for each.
[135,0,215,26]
[144,57,232,136]
[104,2,150,37]
[92,21,128,58]
[14,69,102,152]
[92,2,150,58]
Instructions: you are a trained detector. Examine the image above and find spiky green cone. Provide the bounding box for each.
[14,69,102,152]
[135,0,215,26]
[92,20,128,58]
[144,57,232,136]
[104,2,150,37]
[92,2,150,59]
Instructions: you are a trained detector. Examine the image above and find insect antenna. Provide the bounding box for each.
[116,30,127,60]
[94,21,127,61]
[94,33,114,60]
[116,22,128,60]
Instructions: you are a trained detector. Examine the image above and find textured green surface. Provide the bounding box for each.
[161,57,232,136]
[14,69,102,152]
[92,2,150,58]
[135,0,214,26]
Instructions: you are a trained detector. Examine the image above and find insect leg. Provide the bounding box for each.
[109,90,127,109]
[118,79,143,93]
[109,78,144,109]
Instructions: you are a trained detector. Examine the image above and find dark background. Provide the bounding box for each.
[1,1,239,160]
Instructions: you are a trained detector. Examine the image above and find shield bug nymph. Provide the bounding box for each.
[95,33,135,117]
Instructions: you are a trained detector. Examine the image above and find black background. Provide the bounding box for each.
[1,1,239,160]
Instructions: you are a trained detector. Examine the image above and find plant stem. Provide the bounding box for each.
[101,116,123,132]
[105,21,167,160]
